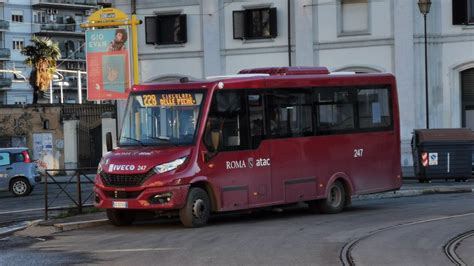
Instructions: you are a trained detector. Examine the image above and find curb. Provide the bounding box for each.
[354,187,474,200]
[0,220,42,238]
[53,219,109,232]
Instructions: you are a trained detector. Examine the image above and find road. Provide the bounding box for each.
[0,180,94,225]
[1,193,474,265]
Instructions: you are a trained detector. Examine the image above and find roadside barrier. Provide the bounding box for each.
[44,168,96,220]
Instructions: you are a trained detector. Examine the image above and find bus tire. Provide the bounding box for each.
[106,209,136,226]
[315,181,346,214]
[179,187,211,228]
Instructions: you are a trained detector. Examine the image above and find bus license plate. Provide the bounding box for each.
[112,201,128,209]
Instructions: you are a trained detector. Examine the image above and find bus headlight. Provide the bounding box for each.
[154,157,187,174]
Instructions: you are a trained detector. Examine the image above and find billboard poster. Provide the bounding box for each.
[86,28,131,100]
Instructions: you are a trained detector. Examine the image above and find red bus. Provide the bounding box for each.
[95,67,402,227]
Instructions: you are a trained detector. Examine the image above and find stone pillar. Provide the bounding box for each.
[201,0,221,76]
[294,0,314,66]
[102,112,117,155]
[394,1,415,175]
[63,118,79,171]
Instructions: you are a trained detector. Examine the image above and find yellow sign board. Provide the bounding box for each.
[87,8,129,23]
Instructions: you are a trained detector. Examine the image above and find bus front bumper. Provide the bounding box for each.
[94,184,190,210]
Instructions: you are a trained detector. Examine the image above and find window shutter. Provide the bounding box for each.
[179,14,187,43]
[145,16,158,44]
[245,10,254,38]
[233,10,245,39]
[453,0,468,25]
[269,7,278,38]
[462,68,474,103]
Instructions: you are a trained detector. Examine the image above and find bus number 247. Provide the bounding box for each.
[354,149,364,158]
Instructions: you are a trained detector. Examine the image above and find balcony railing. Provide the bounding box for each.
[0,20,9,30]
[0,77,12,88]
[33,23,85,36]
[97,0,112,5]
[61,50,86,60]
[41,23,78,32]
[0,48,10,59]
[32,0,98,6]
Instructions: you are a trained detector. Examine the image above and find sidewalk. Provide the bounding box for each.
[2,178,474,237]
[355,179,474,200]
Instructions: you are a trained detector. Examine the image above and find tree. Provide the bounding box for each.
[21,36,61,104]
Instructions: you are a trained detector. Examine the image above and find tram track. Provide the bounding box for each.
[340,212,474,266]
[444,230,474,266]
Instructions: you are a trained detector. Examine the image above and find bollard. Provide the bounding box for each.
[77,170,83,214]
[44,172,48,220]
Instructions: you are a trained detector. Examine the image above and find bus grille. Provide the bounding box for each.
[104,190,142,199]
[101,172,153,187]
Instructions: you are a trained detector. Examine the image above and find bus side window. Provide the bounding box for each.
[315,89,355,134]
[357,88,392,129]
[267,90,313,138]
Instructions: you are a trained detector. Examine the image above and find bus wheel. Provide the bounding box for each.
[106,209,136,226]
[179,187,211,228]
[315,181,346,214]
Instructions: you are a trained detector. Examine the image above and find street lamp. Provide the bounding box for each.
[56,81,70,104]
[418,0,431,128]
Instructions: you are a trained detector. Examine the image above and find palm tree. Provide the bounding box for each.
[21,36,61,104]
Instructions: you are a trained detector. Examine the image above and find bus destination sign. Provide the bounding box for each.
[142,93,196,107]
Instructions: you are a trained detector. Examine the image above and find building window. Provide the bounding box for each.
[453,0,474,24]
[233,7,277,40]
[12,38,24,51]
[34,11,47,24]
[145,14,187,45]
[340,0,369,34]
[12,10,24,23]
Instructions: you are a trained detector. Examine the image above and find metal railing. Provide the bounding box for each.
[0,20,9,30]
[44,168,96,220]
[32,0,98,6]
[0,48,11,59]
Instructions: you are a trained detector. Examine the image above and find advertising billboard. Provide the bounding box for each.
[86,28,131,100]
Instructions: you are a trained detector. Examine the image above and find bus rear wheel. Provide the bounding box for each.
[106,209,136,226]
[311,181,346,214]
[179,187,211,228]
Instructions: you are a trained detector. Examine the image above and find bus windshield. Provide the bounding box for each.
[120,91,205,147]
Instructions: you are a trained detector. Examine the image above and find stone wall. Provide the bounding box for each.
[0,105,65,171]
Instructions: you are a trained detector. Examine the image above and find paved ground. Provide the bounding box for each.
[1,178,474,265]
[0,178,472,226]
[1,193,473,265]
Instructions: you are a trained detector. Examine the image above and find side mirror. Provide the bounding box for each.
[106,132,113,152]
[211,130,220,152]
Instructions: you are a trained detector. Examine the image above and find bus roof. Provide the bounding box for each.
[132,67,396,93]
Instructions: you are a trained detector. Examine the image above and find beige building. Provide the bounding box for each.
[113,0,474,175]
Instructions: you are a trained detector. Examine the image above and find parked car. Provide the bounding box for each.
[0,148,41,196]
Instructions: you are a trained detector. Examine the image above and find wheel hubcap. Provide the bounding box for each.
[192,199,206,219]
[13,181,27,195]
[328,186,342,207]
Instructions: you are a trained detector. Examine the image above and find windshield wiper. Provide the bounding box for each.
[121,137,145,146]
[148,136,177,146]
